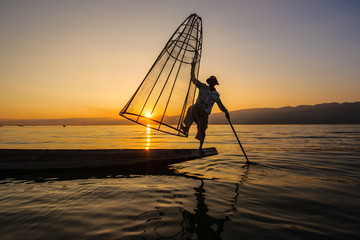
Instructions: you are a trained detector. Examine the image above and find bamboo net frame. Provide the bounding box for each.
[120,14,203,137]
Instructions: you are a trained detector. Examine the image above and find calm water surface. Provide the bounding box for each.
[0,125,359,239]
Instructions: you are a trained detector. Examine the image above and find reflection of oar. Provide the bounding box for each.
[228,165,249,214]
[227,118,250,164]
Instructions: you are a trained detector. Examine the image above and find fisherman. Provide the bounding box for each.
[181,61,230,151]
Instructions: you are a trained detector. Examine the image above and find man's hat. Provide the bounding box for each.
[206,76,219,85]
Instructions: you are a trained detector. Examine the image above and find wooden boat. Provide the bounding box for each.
[0,148,217,171]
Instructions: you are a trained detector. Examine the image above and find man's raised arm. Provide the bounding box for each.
[190,61,198,85]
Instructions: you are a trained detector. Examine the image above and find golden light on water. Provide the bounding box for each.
[146,124,151,150]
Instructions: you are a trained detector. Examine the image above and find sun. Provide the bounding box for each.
[145,111,151,118]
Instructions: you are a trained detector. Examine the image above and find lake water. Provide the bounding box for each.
[0,124,359,239]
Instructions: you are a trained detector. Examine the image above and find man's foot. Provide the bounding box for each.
[199,148,205,155]
[180,124,188,135]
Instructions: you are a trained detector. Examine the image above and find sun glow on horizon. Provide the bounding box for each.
[1,1,359,120]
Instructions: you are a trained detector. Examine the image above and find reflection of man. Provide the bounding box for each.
[181,180,229,239]
[181,61,230,150]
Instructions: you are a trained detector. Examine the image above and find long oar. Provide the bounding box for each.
[227,118,250,164]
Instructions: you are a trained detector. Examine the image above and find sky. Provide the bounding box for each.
[1,0,359,119]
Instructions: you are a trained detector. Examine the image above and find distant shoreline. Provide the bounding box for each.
[1,101,359,125]
[1,123,360,127]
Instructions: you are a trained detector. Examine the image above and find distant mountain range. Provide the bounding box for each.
[1,102,359,126]
[209,101,360,124]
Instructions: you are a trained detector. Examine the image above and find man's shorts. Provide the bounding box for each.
[184,105,209,141]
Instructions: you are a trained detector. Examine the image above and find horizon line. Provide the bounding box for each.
[1,101,358,121]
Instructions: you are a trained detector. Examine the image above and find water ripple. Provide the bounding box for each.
[1,125,360,239]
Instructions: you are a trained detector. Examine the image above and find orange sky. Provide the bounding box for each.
[1,0,359,119]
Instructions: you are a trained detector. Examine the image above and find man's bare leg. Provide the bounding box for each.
[199,140,204,154]
[181,106,193,135]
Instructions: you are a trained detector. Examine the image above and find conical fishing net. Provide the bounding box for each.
[120,14,203,137]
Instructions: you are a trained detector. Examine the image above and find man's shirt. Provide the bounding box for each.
[194,80,227,115]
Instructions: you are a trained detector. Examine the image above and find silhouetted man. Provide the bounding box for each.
[181,61,230,151]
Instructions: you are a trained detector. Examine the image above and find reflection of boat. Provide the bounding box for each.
[0,148,217,171]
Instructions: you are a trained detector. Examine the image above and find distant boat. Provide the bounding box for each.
[63,125,66,127]
[17,124,25,127]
